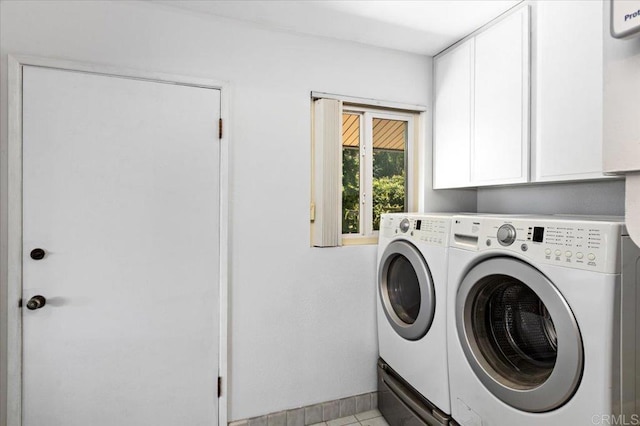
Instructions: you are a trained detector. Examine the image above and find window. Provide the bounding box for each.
[311,97,421,246]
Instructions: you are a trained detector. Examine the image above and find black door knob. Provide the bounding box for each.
[30,248,46,260]
[26,295,46,310]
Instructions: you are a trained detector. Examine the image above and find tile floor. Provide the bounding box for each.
[310,409,388,426]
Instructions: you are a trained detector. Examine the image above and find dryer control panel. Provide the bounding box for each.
[380,214,452,247]
[450,215,625,274]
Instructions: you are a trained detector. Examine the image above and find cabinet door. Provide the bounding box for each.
[534,0,605,181]
[473,7,530,185]
[433,38,474,189]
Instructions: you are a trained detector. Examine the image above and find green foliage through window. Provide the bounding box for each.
[341,112,408,236]
[342,149,405,233]
[373,150,405,230]
[342,147,360,234]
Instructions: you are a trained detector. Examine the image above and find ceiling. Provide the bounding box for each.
[153,0,521,55]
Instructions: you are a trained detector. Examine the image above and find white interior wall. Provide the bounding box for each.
[477,179,625,215]
[0,1,475,422]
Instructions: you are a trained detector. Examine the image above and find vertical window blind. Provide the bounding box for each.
[311,98,342,247]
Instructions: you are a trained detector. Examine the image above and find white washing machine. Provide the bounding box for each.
[377,213,453,425]
[446,214,640,426]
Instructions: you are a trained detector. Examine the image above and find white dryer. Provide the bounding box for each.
[446,214,640,426]
[377,213,453,425]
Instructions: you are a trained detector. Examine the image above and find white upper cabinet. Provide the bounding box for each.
[473,7,530,185]
[533,0,606,182]
[433,6,530,189]
[433,39,474,189]
[433,1,611,189]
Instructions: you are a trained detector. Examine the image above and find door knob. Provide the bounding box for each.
[30,248,46,260]
[26,295,46,310]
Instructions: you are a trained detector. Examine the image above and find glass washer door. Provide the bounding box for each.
[378,240,436,341]
[456,257,583,413]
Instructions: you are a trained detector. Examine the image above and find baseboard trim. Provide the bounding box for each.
[229,392,378,426]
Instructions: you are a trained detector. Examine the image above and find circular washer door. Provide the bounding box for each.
[456,257,583,412]
[378,240,436,341]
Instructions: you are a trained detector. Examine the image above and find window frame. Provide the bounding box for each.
[341,105,418,245]
[310,95,425,248]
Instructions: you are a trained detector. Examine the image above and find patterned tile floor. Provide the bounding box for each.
[311,409,389,426]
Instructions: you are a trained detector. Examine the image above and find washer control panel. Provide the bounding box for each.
[497,224,517,246]
[381,214,452,246]
[450,215,624,274]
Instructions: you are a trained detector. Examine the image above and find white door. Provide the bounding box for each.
[21,66,220,426]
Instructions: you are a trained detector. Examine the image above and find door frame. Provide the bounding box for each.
[5,54,230,426]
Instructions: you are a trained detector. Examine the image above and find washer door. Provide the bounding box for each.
[456,257,583,412]
[379,240,436,341]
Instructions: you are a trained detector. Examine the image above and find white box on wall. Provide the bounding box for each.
[611,0,640,38]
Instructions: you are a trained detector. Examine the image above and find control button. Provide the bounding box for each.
[399,218,410,233]
[486,239,492,247]
[545,248,552,256]
[576,252,584,259]
[565,251,572,258]
[588,253,596,261]
[497,224,517,246]
[554,250,562,257]
[521,244,528,252]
